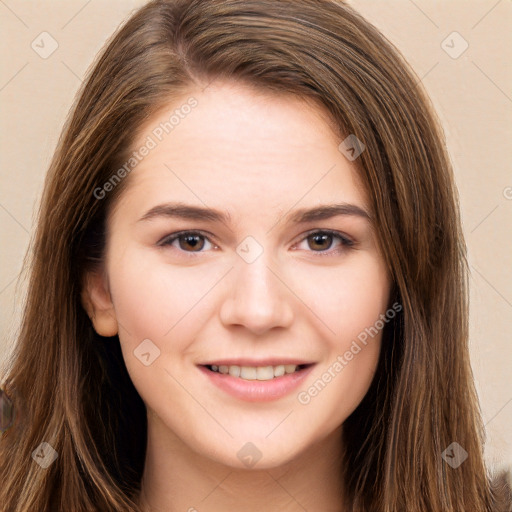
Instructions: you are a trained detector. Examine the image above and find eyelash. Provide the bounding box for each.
[157,229,355,257]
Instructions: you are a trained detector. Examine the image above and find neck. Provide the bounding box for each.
[138,413,347,512]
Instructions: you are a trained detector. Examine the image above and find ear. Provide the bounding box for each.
[81,270,119,337]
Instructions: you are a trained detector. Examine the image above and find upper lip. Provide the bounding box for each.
[198,358,315,367]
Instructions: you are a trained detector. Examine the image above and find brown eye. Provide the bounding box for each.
[178,234,205,252]
[307,232,334,251]
[296,230,354,256]
[159,231,215,254]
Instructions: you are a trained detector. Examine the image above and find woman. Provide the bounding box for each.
[1,0,510,510]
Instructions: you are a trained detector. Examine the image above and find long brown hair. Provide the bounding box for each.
[1,1,510,510]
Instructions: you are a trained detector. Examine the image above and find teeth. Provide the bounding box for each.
[284,364,297,374]
[228,366,240,377]
[208,364,301,380]
[274,365,285,377]
[241,366,257,379]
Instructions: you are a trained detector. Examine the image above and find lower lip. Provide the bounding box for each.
[198,365,315,402]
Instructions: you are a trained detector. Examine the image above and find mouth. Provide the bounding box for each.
[197,361,316,402]
[200,363,314,381]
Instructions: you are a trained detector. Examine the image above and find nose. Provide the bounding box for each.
[219,252,294,335]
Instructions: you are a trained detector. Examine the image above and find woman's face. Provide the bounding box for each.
[86,81,391,469]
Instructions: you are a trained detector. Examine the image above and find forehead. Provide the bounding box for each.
[112,82,369,223]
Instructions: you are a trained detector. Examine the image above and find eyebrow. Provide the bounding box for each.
[138,202,371,225]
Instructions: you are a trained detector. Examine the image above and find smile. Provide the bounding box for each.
[205,363,308,380]
[198,363,316,402]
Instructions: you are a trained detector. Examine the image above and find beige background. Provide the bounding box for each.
[1,0,511,478]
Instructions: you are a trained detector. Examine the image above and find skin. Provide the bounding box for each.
[83,81,391,512]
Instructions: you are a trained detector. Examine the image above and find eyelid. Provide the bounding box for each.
[291,228,355,257]
[157,230,218,252]
[296,228,355,246]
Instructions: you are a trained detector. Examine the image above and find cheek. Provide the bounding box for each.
[291,251,390,343]
[291,253,390,413]
[105,246,226,381]
[109,257,172,341]
[107,245,216,337]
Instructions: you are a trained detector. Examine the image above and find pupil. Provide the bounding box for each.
[181,235,204,251]
[310,233,331,250]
